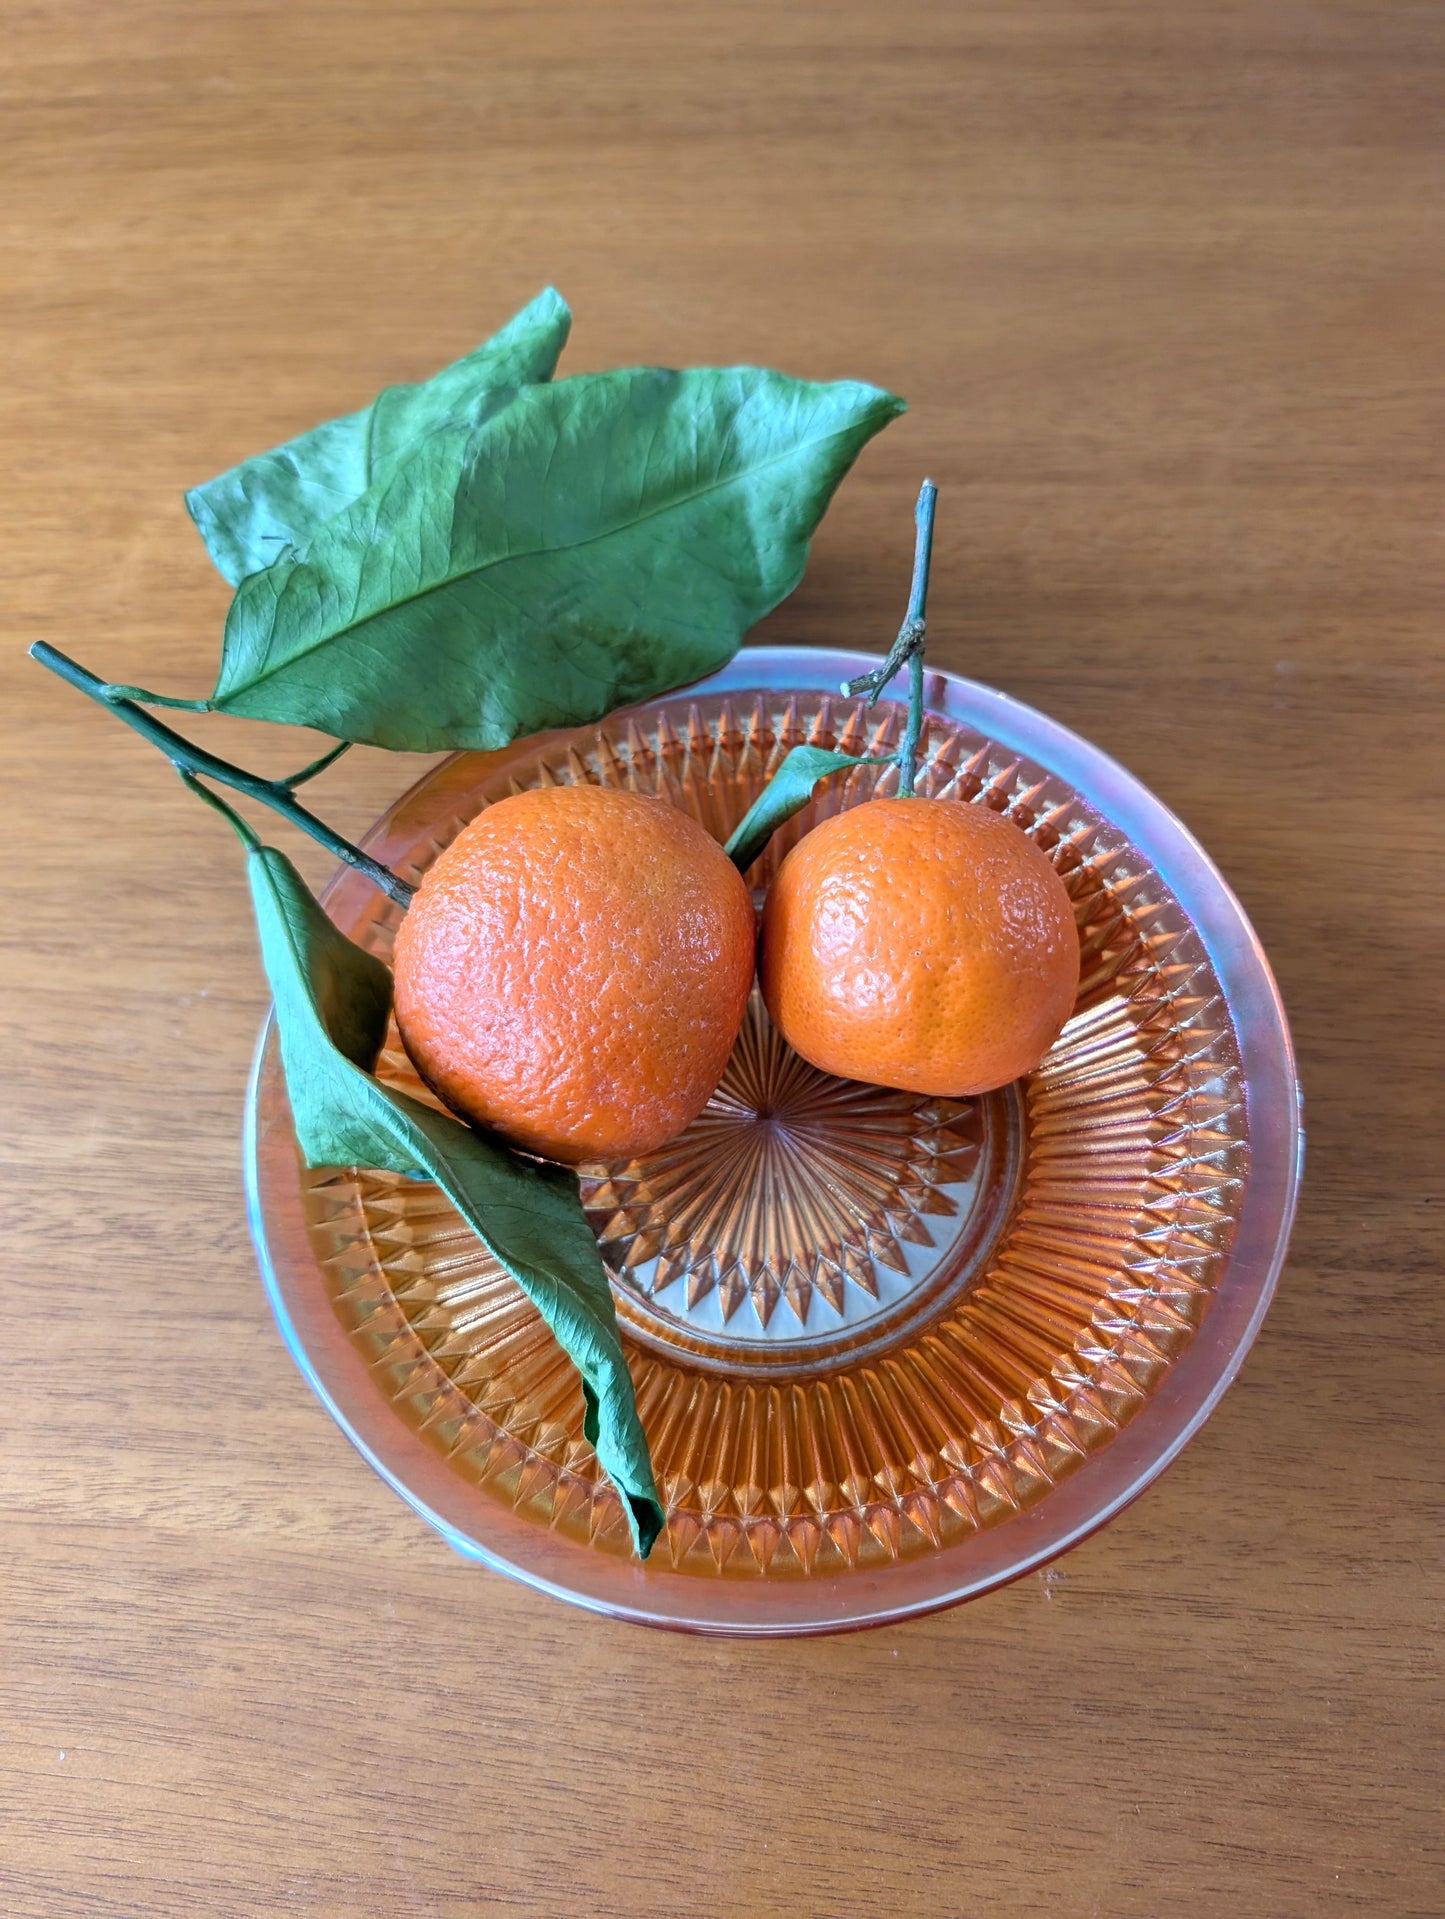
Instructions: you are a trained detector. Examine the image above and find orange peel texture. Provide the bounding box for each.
[760,797,1079,1097]
[395,785,757,1163]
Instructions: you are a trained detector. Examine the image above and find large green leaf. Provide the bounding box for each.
[211,368,905,750]
[186,289,572,586]
[247,841,663,1557]
[724,746,893,874]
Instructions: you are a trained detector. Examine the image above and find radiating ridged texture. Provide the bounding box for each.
[586,986,1001,1359]
[305,691,1246,1575]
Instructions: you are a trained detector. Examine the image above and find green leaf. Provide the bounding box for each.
[186,289,572,586]
[246,841,663,1557]
[724,746,894,874]
[211,368,905,751]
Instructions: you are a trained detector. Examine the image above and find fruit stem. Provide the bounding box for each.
[896,478,937,797]
[841,478,938,798]
[29,642,415,908]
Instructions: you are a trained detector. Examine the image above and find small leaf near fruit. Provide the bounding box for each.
[724,745,895,876]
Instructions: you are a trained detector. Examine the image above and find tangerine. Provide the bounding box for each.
[394,784,756,1164]
[760,796,1079,1096]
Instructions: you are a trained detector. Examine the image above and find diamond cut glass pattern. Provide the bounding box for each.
[298,681,1250,1580]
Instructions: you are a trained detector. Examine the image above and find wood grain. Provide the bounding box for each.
[2,3,1440,1913]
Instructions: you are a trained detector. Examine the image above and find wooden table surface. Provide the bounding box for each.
[4,4,1440,1914]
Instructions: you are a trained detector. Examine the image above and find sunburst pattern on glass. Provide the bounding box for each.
[304,686,1247,1577]
[581,988,1000,1357]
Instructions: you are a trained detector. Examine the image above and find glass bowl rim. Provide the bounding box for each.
[243,644,1303,1635]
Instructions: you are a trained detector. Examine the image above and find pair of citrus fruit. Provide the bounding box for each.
[394,779,1080,1166]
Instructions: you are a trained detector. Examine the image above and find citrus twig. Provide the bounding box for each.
[841,478,937,797]
[29,642,414,907]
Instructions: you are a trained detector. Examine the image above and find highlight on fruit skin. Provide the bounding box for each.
[393,784,757,1164]
[760,795,1080,1098]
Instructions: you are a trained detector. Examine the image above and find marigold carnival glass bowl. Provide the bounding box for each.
[244,646,1302,1635]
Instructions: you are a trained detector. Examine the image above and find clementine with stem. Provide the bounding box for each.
[761,479,1080,1096]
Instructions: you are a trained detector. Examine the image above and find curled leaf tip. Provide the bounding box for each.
[185,287,576,586]
[630,1495,666,1561]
